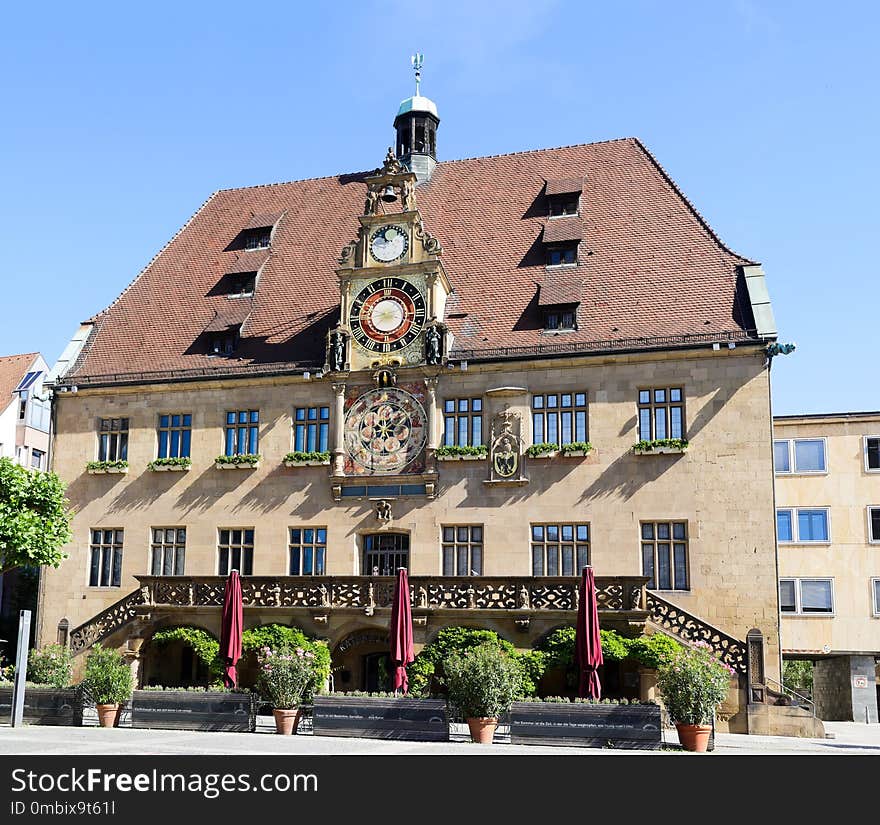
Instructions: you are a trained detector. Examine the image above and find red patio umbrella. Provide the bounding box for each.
[574,566,603,700]
[218,570,243,689]
[389,568,414,694]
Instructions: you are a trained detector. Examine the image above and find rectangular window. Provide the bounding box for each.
[779,578,833,614]
[224,410,259,456]
[873,579,880,617]
[244,229,271,250]
[441,525,483,576]
[30,448,45,470]
[774,438,827,474]
[548,195,579,217]
[868,507,880,543]
[637,388,684,441]
[530,524,590,576]
[776,508,830,543]
[865,437,880,472]
[98,418,129,462]
[157,413,192,459]
[218,529,254,576]
[28,397,50,432]
[289,527,327,575]
[294,407,330,453]
[443,398,483,447]
[89,529,124,587]
[640,522,689,591]
[151,528,186,576]
[547,245,577,266]
[532,393,588,445]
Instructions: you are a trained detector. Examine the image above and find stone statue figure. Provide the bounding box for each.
[401,179,415,211]
[364,188,378,216]
[425,325,442,365]
[376,499,392,522]
[329,331,346,372]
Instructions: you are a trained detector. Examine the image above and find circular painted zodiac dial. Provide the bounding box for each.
[344,387,427,474]
[349,277,426,353]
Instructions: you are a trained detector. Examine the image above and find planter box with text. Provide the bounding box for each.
[130,690,255,732]
[312,695,449,741]
[0,686,83,726]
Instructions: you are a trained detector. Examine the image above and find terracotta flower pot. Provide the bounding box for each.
[96,703,120,728]
[273,707,302,735]
[466,717,498,744]
[675,722,713,752]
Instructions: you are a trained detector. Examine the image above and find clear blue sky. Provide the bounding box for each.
[1,1,876,415]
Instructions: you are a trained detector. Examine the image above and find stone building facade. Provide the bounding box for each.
[37,81,783,730]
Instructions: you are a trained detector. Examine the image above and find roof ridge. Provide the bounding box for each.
[0,351,40,361]
[631,138,757,265]
[87,191,220,320]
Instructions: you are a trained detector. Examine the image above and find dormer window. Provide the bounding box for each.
[545,309,577,331]
[230,274,256,296]
[244,229,271,250]
[210,330,239,356]
[547,244,578,267]
[548,195,579,218]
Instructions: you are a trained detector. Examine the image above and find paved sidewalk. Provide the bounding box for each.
[1,720,878,755]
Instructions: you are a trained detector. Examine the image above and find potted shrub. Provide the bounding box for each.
[656,641,734,752]
[435,445,488,461]
[81,644,133,728]
[526,443,559,459]
[147,457,192,472]
[559,441,593,457]
[444,642,523,744]
[257,646,319,734]
[86,460,129,474]
[632,438,689,455]
[283,451,331,467]
[215,453,261,469]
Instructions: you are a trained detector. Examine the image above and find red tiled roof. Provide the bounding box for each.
[243,212,282,230]
[203,299,253,332]
[0,353,38,409]
[539,273,583,306]
[225,250,270,274]
[65,138,758,381]
[545,177,584,196]
[543,218,583,244]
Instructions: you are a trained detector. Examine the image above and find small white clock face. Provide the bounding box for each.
[370,299,405,332]
[370,225,408,263]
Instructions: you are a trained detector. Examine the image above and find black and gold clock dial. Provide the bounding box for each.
[349,277,426,353]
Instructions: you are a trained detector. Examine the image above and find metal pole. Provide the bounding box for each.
[11,609,31,727]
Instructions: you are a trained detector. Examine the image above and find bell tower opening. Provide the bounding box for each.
[393,54,440,184]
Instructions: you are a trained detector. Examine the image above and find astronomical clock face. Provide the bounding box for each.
[349,276,426,354]
[344,387,427,474]
[369,224,409,263]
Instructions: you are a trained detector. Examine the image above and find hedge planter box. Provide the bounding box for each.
[528,451,558,459]
[87,466,129,475]
[283,459,331,467]
[633,446,688,455]
[0,686,83,726]
[560,450,591,458]
[436,454,486,461]
[149,464,190,472]
[215,461,260,470]
[312,695,449,742]
[130,690,255,732]
[509,702,662,750]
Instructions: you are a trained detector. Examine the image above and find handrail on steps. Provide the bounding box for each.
[764,676,816,717]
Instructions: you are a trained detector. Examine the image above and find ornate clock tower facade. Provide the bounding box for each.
[325,149,452,496]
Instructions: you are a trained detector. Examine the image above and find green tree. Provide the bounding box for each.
[0,457,72,576]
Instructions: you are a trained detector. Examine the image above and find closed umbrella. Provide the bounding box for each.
[389,568,414,694]
[219,570,243,689]
[574,566,603,700]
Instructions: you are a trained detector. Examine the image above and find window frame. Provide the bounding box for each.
[776,507,831,545]
[288,527,328,576]
[293,407,330,454]
[150,527,187,576]
[872,578,880,617]
[867,506,880,545]
[779,577,835,616]
[217,528,255,576]
[224,410,260,456]
[547,194,580,218]
[543,307,577,332]
[864,436,880,473]
[529,523,591,577]
[88,528,124,588]
[637,388,686,442]
[97,417,129,462]
[773,438,828,475]
[531,392,588,446]
[30,448,45,470]
[640,521,690,591]
[157,413,193,459]
[441,525,484,576]
[545,244,578,268]
[442,397,483,447]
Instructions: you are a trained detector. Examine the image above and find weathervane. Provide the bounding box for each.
[411,53,424,96]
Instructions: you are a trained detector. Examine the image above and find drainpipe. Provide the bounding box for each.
[33,385,59,649]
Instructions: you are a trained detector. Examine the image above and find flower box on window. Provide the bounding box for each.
[559,442,593,458]
[86,460,129,475]
[632,439,689,456]
[283,451,331,467]
[435,445,488,461]
[147,457,192,472]
[215,454,261,469]
[526,443,559,459]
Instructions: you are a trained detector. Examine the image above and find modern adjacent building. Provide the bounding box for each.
[38,73,788,732]
[774,411,880,722]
